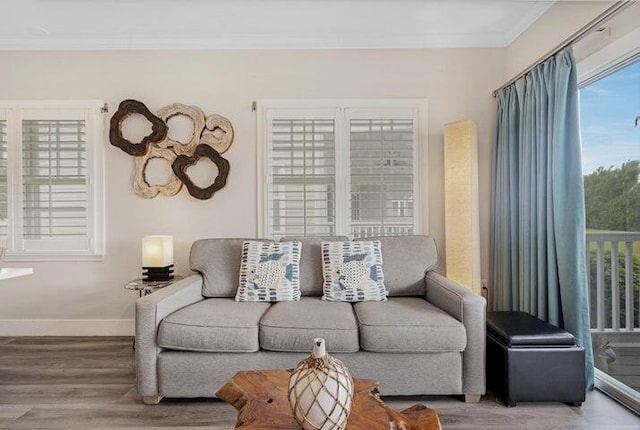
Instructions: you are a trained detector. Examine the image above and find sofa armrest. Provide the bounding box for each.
[135,274,204,397]
[425,271,486,397]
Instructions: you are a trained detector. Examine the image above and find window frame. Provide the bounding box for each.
[0,100,105,262]
[577,26,640,87]
[256,99,428,239]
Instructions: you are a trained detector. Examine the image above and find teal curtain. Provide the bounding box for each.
[491,48,594,388]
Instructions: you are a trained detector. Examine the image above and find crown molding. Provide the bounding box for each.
[0,32,521,51]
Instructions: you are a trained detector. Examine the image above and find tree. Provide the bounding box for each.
[584,161,640,231]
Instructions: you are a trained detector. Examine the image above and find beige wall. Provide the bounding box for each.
[5,1,637,335]
[0,48,504,334]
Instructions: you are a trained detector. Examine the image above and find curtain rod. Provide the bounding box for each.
[492,0,637,98]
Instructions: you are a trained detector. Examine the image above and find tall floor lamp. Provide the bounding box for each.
[444,119,481,295]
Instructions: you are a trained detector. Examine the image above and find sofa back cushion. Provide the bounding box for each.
[357,235,438,296]
[190,238,273,297]
[190,235,437,297]
[281,236,348,296]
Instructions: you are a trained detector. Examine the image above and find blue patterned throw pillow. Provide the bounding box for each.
[321,240,387,302]
[236,241,302,302]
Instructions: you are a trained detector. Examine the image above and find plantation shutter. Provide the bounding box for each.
[268,118,336,236]
[18,115,90,251]
[0,117,8,241]
[260,101,424,238]
[348,113,416,238]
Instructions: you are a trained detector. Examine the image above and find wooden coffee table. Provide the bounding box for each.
[216,369,442,430]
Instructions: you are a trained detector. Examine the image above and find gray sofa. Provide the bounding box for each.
[135,235,486,404]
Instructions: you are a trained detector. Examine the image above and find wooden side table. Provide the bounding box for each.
[216,369,442,430]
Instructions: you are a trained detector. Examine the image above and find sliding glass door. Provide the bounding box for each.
[580,58,640,412]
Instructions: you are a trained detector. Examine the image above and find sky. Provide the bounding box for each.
[579,60,640,175]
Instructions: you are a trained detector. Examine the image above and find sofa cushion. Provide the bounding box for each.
[281,236,348,296]
[259,297,359,352]
[321,240,387,302]
[236,240,302,302]
[190,238,273,297]
[357,236,438,296]
[354,297,466,352]
[158,299,271,352]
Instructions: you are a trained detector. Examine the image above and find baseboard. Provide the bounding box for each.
[0,319,134,336]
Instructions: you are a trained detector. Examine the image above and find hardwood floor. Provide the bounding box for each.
[0,337,638,429]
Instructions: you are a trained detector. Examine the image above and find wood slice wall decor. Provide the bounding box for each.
[172,144,230,200]
[108,99,234,199]
[134,147,183,198]
[201,114,234,154]
[155,103,206,155]
[109,100,168,156]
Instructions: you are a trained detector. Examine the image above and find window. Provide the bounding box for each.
[257,100,427,238]
[0,101,105,260]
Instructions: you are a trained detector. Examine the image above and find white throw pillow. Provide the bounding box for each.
[236,241,302,302]
[321,240,387,302]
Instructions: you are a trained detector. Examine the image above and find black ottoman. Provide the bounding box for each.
[486,311,585,407]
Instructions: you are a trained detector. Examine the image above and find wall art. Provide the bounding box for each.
[134,147,183,198]
[172,144,230,200]
[109,99,234,199]
[109,99,168,156]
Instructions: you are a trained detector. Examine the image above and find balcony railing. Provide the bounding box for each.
[586,231,640,332]
[351,222,413,238]
[586,231,640,402]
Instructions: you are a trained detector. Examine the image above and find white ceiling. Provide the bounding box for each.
[1,0,556,50]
